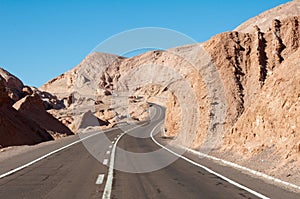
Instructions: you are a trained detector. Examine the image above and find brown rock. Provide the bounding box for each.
[0,75,10,106]
[13,94,73,138]
[0,74,55,147]
[22,86,33,96]
[221,48,300,177]
[0,68,23,91]
[40,52,122,103]
[0,105,54,147]
[0,67,24,102]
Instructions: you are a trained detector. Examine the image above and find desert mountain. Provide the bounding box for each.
[40,52,124,131]
[41,52,122,100]
[35,1,300,183]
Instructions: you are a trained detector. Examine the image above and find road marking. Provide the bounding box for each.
[96,174,105,185]
[102,124,143,199]
[112,141,115,144]
[103,159,109,165]
[0,127,119,180]
[114,137,117,140]
[102,132,125,199]
[154,106,300,192]
[150,119,270,199]
[109,145,112,148]
[106,151,111,155]
[185,147,300,192]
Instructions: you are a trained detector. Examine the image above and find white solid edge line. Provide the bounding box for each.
[96,174,105,185]
[150,121,270,199]
[0,127,119,179]
[102,124,143,199]
[184,147,300,191]
[155,106,300,192]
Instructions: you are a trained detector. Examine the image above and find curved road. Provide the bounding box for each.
[0,105,299,199]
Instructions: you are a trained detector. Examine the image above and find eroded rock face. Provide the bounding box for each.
[202,16,300,183]
[40,52,122,100]
[220,48,300,183]
[39,52,123,131]
[204,16,300,134]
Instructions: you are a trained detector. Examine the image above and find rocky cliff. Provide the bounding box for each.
[220,48,300,183]
[203,15,300,183]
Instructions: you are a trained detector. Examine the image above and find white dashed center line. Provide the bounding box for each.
[106,151,111,155]
[102,125,143,199]
[96,174,105,185]
[103,159,108,165]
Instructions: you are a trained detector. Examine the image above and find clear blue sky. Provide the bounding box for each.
[0,0,290,87]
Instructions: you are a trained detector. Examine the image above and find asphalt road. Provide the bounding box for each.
[0,105,299,199]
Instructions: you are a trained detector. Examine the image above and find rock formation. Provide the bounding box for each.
[0,68,73,147]
[39,0,300,184]
[40,52,123,130]
[0,68,24,102]
[0,75,53,147]
[221,48,300,181]
[13,94,73,139]
[203,14,300,183]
